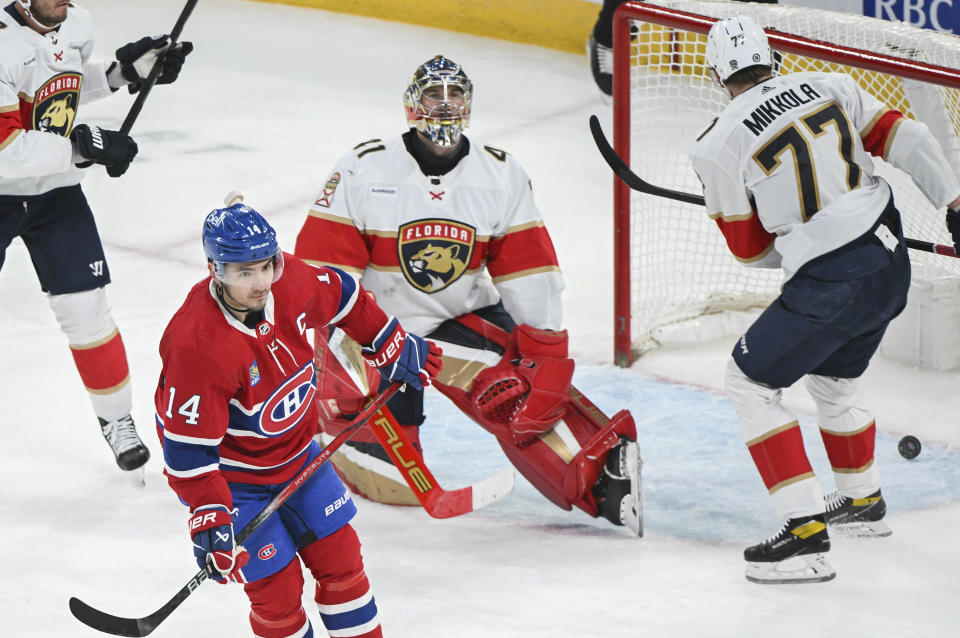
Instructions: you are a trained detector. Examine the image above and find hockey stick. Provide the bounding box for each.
[119,0,199,136]
[364,403,515,518]
[68,382,403,637]
[588,114,960,258]
[78,0,199,168]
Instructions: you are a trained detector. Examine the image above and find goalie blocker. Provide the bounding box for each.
[313,304,642,535]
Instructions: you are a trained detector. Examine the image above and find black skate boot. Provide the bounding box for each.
[587,32,614,97]
[592,437,642,536]
[744,515,835,584]
[824,489,891,537]
[99,415,150,471]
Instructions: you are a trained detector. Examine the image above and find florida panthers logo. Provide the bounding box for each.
[398,219,475,293]
[258,362,316,435]
[32,73,81,136]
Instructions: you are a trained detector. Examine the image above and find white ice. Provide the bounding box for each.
[1,1,958,636]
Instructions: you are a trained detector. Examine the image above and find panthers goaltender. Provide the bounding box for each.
[294,55,643,535]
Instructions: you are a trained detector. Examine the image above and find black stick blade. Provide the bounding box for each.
[69,597,152,637]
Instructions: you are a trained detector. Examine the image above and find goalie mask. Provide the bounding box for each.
[404,55,473,148]
[202,203,285,288]
[706,15,773,95]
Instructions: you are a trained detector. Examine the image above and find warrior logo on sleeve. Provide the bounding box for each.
[398,219,475,293]
[32,72,81,136]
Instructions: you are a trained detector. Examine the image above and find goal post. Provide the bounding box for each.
[611,0,960,367]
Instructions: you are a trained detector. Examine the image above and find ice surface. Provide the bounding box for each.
[0,1,957,636]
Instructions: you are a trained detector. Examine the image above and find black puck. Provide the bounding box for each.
[898,435,921,459]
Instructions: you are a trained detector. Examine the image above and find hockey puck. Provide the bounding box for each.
[898,435,921,459]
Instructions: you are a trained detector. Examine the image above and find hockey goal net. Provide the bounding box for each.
[612,0,960,366]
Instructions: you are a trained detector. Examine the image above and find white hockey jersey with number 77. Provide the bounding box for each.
[690,71,960,281]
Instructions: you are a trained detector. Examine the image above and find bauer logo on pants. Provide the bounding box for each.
[398,219,475,293]
[32,72,81,136]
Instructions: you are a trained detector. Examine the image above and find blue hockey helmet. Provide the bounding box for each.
[202,203,284,286]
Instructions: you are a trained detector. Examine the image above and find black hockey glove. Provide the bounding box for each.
[70,125,139,178]
[947,206,960,255]
[114,35,194,93]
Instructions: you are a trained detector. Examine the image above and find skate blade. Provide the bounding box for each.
[830,520,892,538]
[622,441,643,537]
[745,553,836,584]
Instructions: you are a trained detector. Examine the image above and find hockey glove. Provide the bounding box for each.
[112,35,194,93]
[188,505,249,584]
[362,317,443,391]
[70,125,138,177]
[947,207,960,255]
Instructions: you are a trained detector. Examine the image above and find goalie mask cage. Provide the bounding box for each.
[612,0,960,367]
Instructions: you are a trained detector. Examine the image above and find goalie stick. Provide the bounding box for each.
[588,115,960,258]
[318,326,515,518]
[363,403,515,518]
[68,382,403,637]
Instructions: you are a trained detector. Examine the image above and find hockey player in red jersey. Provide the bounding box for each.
[692,16,960,584]
[0,0,192,471]
[156,203,441,637]
[295,55,642,535]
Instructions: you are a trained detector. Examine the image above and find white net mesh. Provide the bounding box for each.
[622,0,960,358]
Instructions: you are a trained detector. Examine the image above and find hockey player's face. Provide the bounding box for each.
[219,258,274,311]
[420,85,466,119]
[28,0,70,26]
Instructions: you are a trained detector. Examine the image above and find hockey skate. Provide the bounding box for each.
[593,437,643,536]
[744,515,835,584]
[587,33,613,97]
[99,415,150,472]
[824,489,891,538]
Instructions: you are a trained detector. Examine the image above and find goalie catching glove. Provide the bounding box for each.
[188,505,249,584]
[362,317,442,390]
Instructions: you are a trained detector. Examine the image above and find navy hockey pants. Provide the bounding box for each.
[734,203,911,388]
[0,185,110,294]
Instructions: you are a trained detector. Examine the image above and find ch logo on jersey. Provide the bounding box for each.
[315,172,341,208]
[397,219,475,293]
[258,362,316,435]
[258,544,277,560]
[32,72,81,136]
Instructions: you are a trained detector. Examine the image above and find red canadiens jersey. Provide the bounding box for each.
[154,255,387,511]
[0,3,114,195]
[294,133,565,335]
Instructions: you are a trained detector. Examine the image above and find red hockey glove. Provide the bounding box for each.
[362,317,443,390]
[188,505,249,584]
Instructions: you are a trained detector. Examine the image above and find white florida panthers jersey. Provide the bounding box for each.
[294,134,565,335]
[0,2,114,196]
[691,72,960,280]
